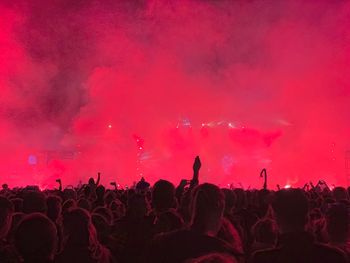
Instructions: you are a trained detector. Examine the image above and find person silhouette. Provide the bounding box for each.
[250,189,347,263]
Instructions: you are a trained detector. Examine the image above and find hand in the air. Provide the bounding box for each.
[193,156,201,173]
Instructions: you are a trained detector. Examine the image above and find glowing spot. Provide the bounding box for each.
[108,124,112,128]
[28,155,37,165]
[284,184,291,189]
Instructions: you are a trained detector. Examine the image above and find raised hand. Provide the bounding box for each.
[96,172,101,186]
[110,181,117,190]
[193,156,201,173]
[56,179,62,191]
[179,179,190,188]
[191,156,201,189]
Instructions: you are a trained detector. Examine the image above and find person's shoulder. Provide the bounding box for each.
[314,243,348,262]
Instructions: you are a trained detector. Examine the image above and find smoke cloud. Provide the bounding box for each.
[1,0,350,188]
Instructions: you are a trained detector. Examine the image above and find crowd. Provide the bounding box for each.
[0,156,350,262]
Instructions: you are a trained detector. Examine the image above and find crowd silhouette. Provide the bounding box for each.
[0,156,349,262]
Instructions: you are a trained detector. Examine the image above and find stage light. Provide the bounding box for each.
[284,184,291,189]
[108,124,112,128]
[28,155,37,165]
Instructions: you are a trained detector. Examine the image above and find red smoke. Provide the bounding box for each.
[1,1,350,189]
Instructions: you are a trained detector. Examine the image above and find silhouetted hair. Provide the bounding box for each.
[0,196,14,239]
[152,180,176,213]
[333,187,349,202]
[272,189,309,227]
[78,198,91,211]
[62,199,76,215]
[191,183,225,231]
[14,213,57,262]
[23,191,47,214]
[88,178,95,185]
[96,185,105,198]
[47,195,62,222]
[62,208,105,260]
[93,207,113,225]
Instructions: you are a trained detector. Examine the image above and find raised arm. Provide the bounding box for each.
[110,181,117,190]
[56,179,62,191]
[190,156,201,189]
[96,172,101,186]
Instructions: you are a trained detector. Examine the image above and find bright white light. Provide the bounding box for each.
[284,184,291,189]
[108,124,112,128]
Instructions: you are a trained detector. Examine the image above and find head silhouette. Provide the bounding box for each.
[96,185,105,200]
[92,213,110,244]
[78,198,91,211]
[0,196,14,239]
[14,213,57,263]
[23,191,47,214]
[93,207,113,225]
[326,203,349,244]
[333,187,349,202]
[272,189,309,233]
[152,180,176,213]
[62,199,76,215]
[63,208,97,246]
[127,193,148,219]
[46,195,62,222]
[88,178,95,185]
[191,183,225,236]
